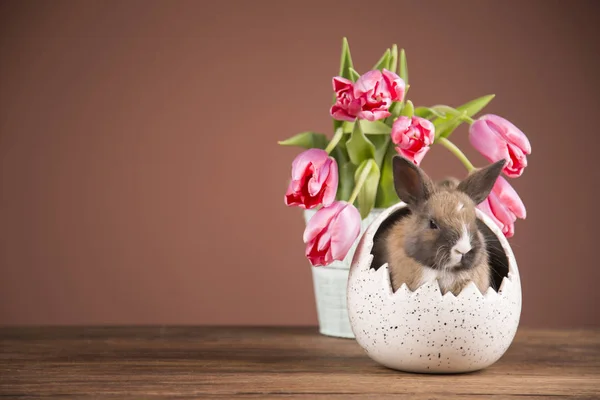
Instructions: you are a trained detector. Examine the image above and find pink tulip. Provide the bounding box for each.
[380,69,405,103]
[303,201,361,266]
[330,69,405,122]
[477,176,526,238]
[390,116,435,165]
[469,115,531,178]
[284,149,338,209]
[329,77,363,122]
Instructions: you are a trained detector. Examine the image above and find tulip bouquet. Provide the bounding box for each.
[280,38,531,267]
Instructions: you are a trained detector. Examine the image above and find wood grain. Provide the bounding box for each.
[1,327,599,399]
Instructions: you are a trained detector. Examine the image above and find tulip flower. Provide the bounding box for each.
[477,176,526,238]
[391,116,435,165]
[329,76,363,122]
[284,149,338,209]
[303,201,361,266]
[469,114,531,178]
[330,69,405,122]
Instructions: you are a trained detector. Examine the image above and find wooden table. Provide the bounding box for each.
[1,327,599,399]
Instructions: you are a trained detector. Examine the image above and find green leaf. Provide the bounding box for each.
[342,121,354,133]
[434,115,463,140]
[331,138,349,165]
[348,67,361,82]
[329,133,350,201]
[456,94,495,117]
[385,102,404,125]
[342,120,392,135]
[375,141,400,208]
[415,107,441,119]
[338,37,354,80]
[390,44,398,74]
[370,135,390,167]
[431,105,460,116]
[337,161,356,201]
[278,131,328,149]
[399,48,408,85]
[399,100,414,118]
[346,120,376,165]
[432,95,495,139]
[414,105,458,120]
[354,159,380,218]
[414,107,431,118]
[373,49,391,71]
[360,120,392,135]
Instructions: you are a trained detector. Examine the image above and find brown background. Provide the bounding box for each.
[1,0,599,328]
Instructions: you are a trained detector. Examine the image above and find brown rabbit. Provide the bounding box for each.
[376,156,506,296]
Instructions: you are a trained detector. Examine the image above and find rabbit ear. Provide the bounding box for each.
[457,159,506,204]
[392,156,434,207]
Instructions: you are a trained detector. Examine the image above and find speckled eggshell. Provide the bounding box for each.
[347,201,522,374]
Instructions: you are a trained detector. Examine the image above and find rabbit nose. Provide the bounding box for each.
[453,244,472,255]
[452,225,472,255]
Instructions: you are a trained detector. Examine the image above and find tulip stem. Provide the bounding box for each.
[348,161,372,205]
[325,127,345,154]
[437,137,475,172]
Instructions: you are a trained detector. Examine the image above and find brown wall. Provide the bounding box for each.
[1,0,599,328]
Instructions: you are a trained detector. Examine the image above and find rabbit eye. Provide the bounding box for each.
[429,219,438,229]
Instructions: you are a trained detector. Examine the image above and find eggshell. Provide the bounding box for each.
[347,201,522,373]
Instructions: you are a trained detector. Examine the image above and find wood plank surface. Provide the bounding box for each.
[1,327,599,399]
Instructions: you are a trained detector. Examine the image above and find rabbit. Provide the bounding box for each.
[375,155,506,296]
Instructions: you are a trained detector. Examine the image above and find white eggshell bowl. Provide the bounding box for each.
[347,201,522,374]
